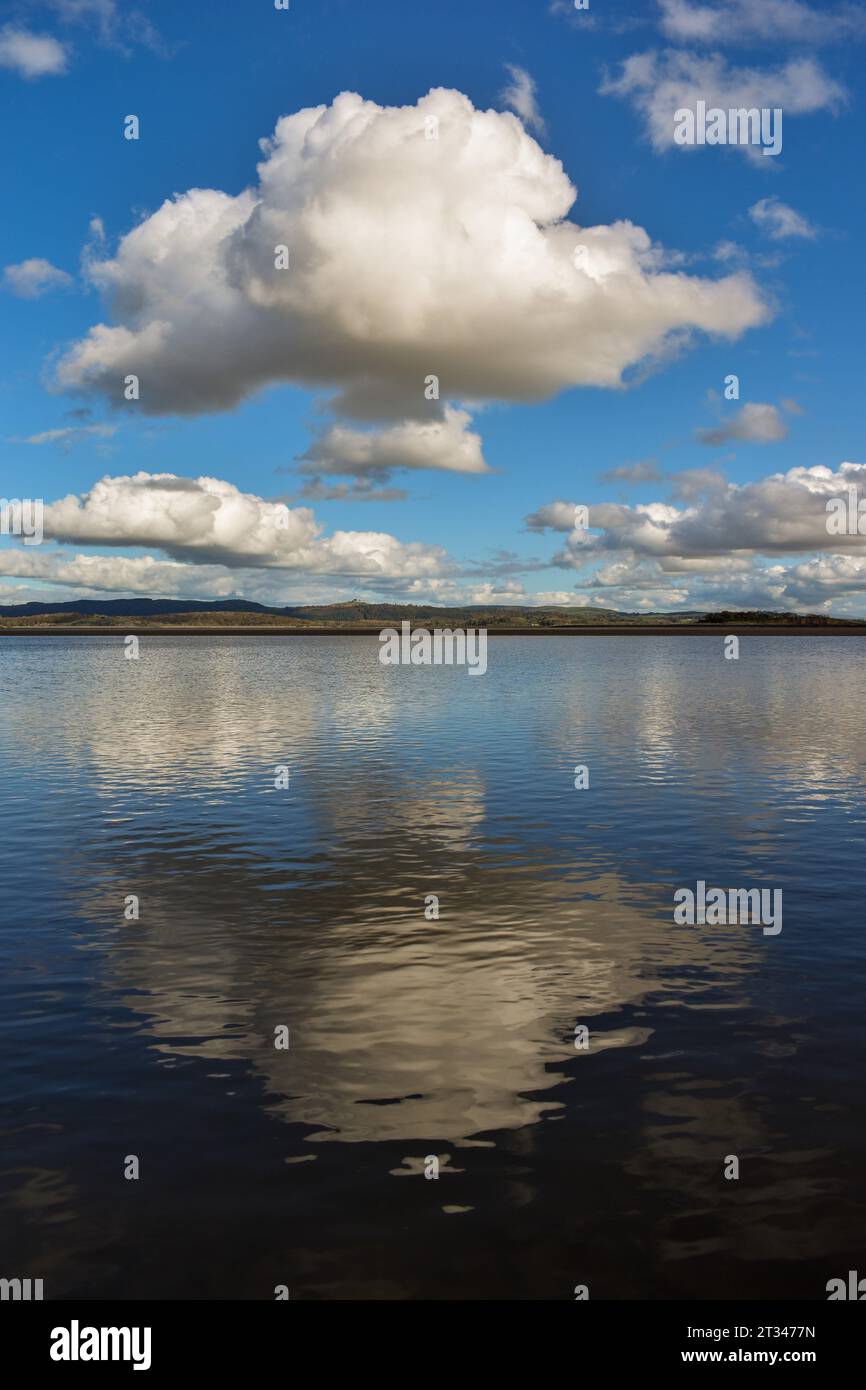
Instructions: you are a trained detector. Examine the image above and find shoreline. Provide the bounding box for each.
[2,623,866,638]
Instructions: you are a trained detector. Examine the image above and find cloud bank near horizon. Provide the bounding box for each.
[4,461,866,615]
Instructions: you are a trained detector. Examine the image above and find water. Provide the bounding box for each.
[1,634,865,1300]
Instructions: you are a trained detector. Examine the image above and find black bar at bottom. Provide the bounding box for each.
[2,1299,860,1376]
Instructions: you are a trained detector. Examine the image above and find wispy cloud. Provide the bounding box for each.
[500,64,546,134]
[657,0,866,46]
[15,423,117,448]
[287,479,410,504]
[40,0,172,57]
[601,49,845,156]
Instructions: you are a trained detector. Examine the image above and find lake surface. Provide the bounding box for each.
[1,634,865,1300]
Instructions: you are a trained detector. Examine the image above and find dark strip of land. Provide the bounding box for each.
[3,624,866,637]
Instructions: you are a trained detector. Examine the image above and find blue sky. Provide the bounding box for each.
[1,0,865,612]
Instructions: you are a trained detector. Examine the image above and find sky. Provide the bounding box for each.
[1,0,865,614]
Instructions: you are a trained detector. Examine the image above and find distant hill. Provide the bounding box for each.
[0,598,273,618]
[0,598,862,629]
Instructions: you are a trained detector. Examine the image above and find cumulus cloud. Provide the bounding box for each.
[54,87,769,431]
[500,64,545,134]
[601,50,845,155]
[0,25,67,76]
[749,196,817,240]
[697,401,788,445]
[657,0,866,45]
[39,471,450,577]
[4,258,72,297]
[552,461,866,568]
[298,407,489,480]
[783,554,866,604]
[0,549,244,597]
[534,462,866,612]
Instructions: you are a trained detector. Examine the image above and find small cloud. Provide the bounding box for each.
[500,64,546,134]
[749,196,817,241]
[599,459,662,485]
[781,396,806,416]
[697,402,788,446]
[711,238,783,271]
[524,500,585,533]
[3,258,73,298]
[298,409,489,482]
[0,25,67,78]
[80,215,108,275]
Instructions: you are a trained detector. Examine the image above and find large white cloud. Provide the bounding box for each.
[39,472,450,577]
[54,88,769,424]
